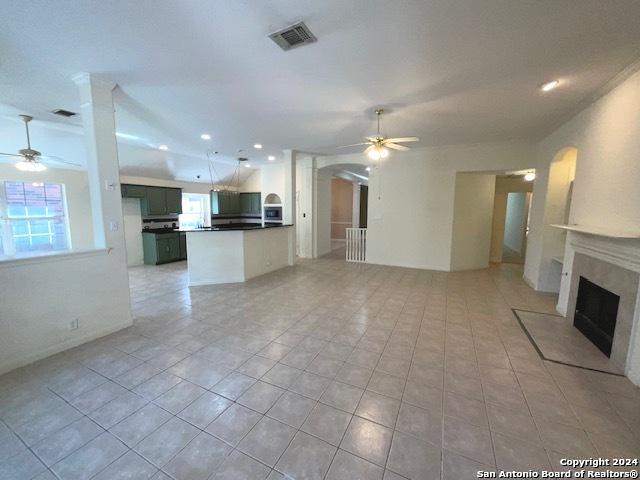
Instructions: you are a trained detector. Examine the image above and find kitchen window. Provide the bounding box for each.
[179,193,210,229]
[0,181,71,258]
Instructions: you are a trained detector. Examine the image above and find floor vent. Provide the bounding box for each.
[269,22,316,51]
[52,109,77,117]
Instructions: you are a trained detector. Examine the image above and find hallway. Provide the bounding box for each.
[0,259,638,479]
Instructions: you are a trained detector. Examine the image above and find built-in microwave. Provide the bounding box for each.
[264,206,282,222]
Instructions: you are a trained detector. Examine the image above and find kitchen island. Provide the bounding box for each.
[185,224,294,286]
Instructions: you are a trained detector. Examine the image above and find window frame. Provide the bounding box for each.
[0,180,73,259]
[179,192,211,229]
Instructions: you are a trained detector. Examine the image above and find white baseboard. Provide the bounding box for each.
[0,319,133,376]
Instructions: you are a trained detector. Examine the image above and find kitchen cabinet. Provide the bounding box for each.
[141,187,183,216]
[211,191,241,215]
[179,232,187,260]
[142,232,182,265]
[240,192,252,214]
[212,191,261,216]
[121,184,147,198]
[250,192,261,215]
[239,192,262,215]
[165,188,183,215]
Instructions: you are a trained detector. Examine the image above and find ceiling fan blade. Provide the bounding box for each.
[38,155,82,167]
[0,152,22,157]
[336,142,371,149]
[385,137,419,143]
[384,142,410,151]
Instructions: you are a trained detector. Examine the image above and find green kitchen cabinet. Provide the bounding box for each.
[165,188,183,215]
[240,193,252,214]
[121,184,147,198]
[239,192,261,215]
[229,192,240,214]
[142,232,181,265]
[141,187,183,216]
[250,192,261,214]
[179,232,187,260]
[211,191,241,215]
[142,187,167,215]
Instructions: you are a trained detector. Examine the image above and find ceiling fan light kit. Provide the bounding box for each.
[337,109,419,160]
[15,160,47,172]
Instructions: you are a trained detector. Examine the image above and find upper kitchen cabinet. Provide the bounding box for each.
[164,188,183,215]
[138,186,183,216]
[211,190,241,215]
[250,192,261,215]
[121,184,147,198]
[240,192,261,215]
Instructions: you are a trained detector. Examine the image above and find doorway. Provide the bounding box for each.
[489,173,534,264]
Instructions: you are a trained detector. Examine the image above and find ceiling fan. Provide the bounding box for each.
[0,115,80,172]
[337,109,419,160]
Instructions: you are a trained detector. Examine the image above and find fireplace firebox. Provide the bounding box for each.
[573,276,620,357]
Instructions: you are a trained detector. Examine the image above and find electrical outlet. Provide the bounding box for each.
[69,319,79,330]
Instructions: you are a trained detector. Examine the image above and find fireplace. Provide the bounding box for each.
[574,276,620,357]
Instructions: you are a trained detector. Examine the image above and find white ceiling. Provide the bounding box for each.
[1,0,640,181]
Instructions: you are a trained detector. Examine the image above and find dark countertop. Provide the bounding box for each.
[183,224,292,232]
[143,224,292,234]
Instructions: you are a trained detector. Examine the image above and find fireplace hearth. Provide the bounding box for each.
[574,276,620,357]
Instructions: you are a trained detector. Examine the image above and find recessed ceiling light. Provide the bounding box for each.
[245,164,251,168]
[268,155,275,161]
[540,80,560,92]
[159,144,168,151]
[365,167,371,172]
[253,144,263,149]
[524,171,536,181]
[200,134,211,140]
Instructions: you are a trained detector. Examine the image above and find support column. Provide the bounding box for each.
[297,156,317,258]
[73,72,126,254]
[282,149,297,265]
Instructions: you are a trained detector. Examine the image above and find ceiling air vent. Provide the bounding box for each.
[52,109,77,117]
[269,22,317,51]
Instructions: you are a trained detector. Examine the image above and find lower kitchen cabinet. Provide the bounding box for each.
[179,232,187,260]
[142,232,184,265]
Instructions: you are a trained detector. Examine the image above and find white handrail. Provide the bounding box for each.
[346,228,367,263]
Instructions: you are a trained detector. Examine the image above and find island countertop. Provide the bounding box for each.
[181,224,292,232]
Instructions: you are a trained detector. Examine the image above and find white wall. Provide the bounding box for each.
[122,198,143,266]
[0,250,132,374]
[450,173,496,271]
[315,170,332,257]
[525,68,640,293]
[320,141,535,270]
[120,174,217,195]
[240,170,261,192]
[352,184,360,228]
[0,76,132,375]
[0,164,95,251]
[260,163,285,206]
[504,192,527,253]
[296,157,315,258]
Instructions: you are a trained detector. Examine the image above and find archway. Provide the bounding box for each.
[314,162,369,258]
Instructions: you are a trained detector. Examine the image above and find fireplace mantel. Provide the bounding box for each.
[551,224,640,239]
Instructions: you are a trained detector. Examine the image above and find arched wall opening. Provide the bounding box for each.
[314,163,369,258]
[537,146,578,294]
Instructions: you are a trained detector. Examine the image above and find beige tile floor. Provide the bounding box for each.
[1,256,639,480]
